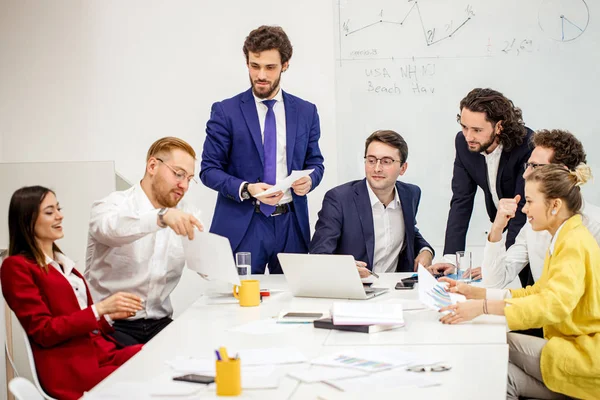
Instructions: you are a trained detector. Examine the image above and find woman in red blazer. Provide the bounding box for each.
[1,186,144,400]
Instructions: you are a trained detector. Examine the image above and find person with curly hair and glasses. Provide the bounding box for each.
[430,88,534,286]
[481,129,600,292]
[439,163,600,400]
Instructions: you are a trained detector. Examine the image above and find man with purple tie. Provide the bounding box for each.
[200,26,325,274]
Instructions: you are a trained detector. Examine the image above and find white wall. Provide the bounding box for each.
[0,0,338,230]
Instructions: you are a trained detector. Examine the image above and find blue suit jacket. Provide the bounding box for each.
[309,179,433,272]
[443,128,533,255]
[200,88,324,250]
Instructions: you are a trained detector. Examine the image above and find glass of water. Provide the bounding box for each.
[455,251,472,282]
[236,252,251,280]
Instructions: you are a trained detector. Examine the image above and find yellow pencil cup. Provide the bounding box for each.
[232,279,260,307]
[216,358,242,396]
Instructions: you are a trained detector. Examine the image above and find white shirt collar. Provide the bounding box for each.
[366,180,401,209]
[548,219,569,255]
[481,143,503,158]
[253,87,284,105]
[44,252,76,276]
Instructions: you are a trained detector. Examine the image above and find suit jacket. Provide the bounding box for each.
[200,88,324,250]
[1,254,139,400]
[443,128,533,255]
[504,215,600,399]
[309,179,433,272]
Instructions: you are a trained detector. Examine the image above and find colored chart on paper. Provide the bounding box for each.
[312,352,397,372]
[334,354,394,370]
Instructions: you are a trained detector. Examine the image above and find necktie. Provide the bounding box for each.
[260,99,277,216]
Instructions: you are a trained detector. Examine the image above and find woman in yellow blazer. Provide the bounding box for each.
[439,163,600,400]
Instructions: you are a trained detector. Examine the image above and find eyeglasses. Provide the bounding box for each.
[524,162,547,170]
[406,364,452,373]
[364,156,402,167]
[156,158,197,184]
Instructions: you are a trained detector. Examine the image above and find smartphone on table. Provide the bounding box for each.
[395,279,416,290]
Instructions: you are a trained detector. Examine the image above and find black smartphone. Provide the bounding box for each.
[173,374,215,384]
[395,280,415,290]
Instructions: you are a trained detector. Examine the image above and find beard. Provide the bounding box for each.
[250,73,282,99]
[467,131,498,153]
[151,177,181,208]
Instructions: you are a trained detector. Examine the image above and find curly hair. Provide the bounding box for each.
[243,26,293,65]
[458,88,526,151]
[531,129,586,171]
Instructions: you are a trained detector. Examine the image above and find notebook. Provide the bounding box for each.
[313,318,403,333]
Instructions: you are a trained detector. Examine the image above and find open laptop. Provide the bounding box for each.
[278,253,389,300]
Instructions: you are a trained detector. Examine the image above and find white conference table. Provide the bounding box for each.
[89,273,509,399]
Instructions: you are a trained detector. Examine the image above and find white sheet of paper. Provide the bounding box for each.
[332,302,404,325]
[229,319,302,334]
[325,369,440,392]
[167,347,306,375]
[288,366,367,383]
[417,264,465,311]
[182,231,240,286]
[311,348,443,372]
[238,347,307,365]
[253,169,314,197]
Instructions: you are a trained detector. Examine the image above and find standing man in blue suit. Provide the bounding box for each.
[200,26,324,274]
[430,88,533,285]
[310,130,433,275]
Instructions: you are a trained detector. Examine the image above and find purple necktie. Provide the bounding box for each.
[260,99,277,216]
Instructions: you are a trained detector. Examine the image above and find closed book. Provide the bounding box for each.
[313,318,403,333]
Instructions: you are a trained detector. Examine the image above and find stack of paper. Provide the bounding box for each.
[331,302,404,325]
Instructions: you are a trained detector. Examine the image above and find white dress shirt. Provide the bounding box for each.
[239,89,291,204]
[482,144,503,208]
[85,183,200,320]
[367,183,405,273]
[46,252,100,320]
[484,201,600,300]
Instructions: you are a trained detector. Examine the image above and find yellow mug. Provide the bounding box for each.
[216,358,242,396]
[232,279,260,307]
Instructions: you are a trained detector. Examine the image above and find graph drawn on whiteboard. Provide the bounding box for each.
[342,1,474,46]
[538,0,589,42]
[337,0,477,64]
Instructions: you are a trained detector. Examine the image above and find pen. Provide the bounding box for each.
[215,350,222,361]
[368,269,380,279]
[219,346,229,361]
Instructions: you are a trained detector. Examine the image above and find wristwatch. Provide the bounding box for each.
[157,207,169,228]
[241,182,251,200]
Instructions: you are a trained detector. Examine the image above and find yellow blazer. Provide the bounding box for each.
[505,214,600,399]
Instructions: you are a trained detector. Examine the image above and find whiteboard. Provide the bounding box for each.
[334,0,599,248]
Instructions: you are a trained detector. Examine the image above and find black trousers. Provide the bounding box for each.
[111,316,173,346]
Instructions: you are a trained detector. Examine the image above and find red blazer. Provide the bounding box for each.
[1,254,140,400]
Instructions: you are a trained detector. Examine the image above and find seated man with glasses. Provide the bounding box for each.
[85,137,203,345]
[480,129,600,292]
[310,130,433,276]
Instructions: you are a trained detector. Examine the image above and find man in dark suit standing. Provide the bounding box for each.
[431,88,533,285]
[310,130,433,275]
[200,26,324,274]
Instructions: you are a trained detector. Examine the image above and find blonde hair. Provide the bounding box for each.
[526,163,592,213]
[146,137,196,161]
